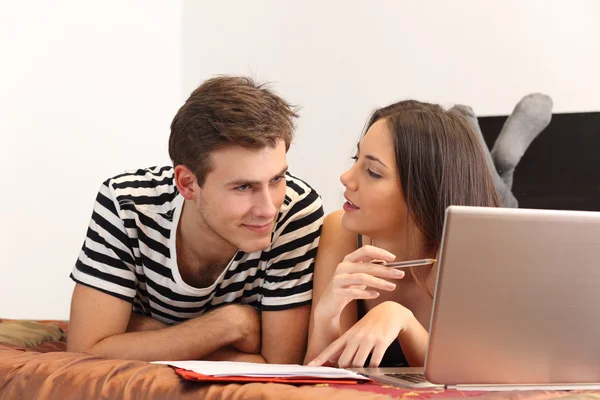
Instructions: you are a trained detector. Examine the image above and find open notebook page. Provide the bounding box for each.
[152,360,369,380]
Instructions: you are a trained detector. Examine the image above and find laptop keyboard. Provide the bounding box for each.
[385,373,428,383]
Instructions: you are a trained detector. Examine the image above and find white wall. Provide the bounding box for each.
[2,0,599,319]
[0,0,182,319]
[182,0,600,215]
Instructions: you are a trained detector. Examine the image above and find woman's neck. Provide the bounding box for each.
[369,227,435,262]
[369,229,438,297]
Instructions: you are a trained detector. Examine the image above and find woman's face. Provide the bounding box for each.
[340,119,408,236]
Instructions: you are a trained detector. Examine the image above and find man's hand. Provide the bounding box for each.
[201,305,264,363]
[228,304,261,355]
[125,306,259,346]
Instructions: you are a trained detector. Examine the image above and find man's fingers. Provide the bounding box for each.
[344,245,396,263]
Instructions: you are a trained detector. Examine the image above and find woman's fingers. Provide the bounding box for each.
[307,336,346,367]
[333,263,405,285]
[344,288,380,300]
[351,341,375,368]
[368,341,388,368]
[356,264,405,280]
[343,245,396,263]
[336,272,397,291]
[347,284,368,291]
[336,340,360,368]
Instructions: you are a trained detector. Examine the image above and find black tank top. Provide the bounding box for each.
[357,234,409,367]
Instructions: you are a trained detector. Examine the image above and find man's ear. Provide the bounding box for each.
[174,165,198,200]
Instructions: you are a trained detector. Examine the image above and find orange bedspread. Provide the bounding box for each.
[1,319,599,400]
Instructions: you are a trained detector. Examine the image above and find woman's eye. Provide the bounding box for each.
[367,169,382,179]
[351,155,358,162]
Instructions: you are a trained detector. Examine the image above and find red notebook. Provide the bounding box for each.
[174,367,369,385]
[152,360,372,385]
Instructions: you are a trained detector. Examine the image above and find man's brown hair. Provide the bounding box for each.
[169,76,298,185]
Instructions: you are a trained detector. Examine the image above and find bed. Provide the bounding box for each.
[1,319,598,400]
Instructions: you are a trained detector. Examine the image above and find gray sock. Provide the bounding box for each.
[491,93,553,188]
[450,104,518,208]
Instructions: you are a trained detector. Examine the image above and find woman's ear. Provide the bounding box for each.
[174,165,197,200]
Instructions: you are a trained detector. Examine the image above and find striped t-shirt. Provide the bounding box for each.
[70,166,324,324]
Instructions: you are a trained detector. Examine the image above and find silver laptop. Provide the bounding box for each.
[352,205,600,390]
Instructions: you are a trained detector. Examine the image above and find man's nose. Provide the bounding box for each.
[253,188,277,219]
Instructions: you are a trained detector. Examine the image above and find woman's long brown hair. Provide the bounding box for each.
[364,100,501,296]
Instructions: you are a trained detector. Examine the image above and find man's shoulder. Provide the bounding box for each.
[105,165,174,187]
[281,172,322,213]
[270,172,324,236]
[101,166,178,210]
[283,171,321,202]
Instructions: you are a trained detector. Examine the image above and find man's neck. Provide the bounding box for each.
[177,199,238,279]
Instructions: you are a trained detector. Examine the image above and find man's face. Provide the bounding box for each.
[196,141,288,253]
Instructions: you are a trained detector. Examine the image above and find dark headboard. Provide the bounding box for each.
[478,112,600,211]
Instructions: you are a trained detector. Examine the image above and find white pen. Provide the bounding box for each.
[372,258,437,268]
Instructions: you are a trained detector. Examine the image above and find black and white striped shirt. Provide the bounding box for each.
[70,166,324,324]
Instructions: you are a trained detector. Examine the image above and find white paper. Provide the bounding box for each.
[151,360,369,380]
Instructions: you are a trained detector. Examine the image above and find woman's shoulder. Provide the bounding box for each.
[323,210,374,246]
[322,210,355,240]
[323,209,344,230]
[319,210,358,257]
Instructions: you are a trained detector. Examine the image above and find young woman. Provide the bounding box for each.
[305,100,500,368]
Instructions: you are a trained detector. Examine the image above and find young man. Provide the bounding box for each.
[67,76,324,364]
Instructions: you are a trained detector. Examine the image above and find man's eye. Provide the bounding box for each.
[272,175,285,184]
[236,185,251,192]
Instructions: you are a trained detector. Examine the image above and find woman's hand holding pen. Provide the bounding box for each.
[313,245,405,334]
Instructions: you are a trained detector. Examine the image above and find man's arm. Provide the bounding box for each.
[124,306,311,364]
[259,176,325,364]
[126,311,268,363]
[261,304,311,364]
[204,346,267,363]
[68,284,260,361]
[126,312,167,332]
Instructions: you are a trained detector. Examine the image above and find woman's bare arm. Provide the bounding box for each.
[304,210,359,364]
